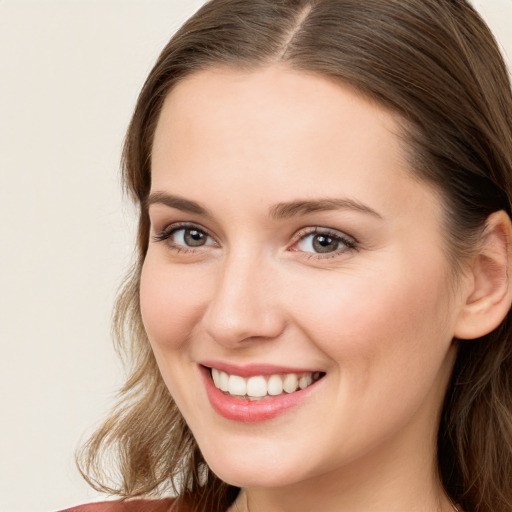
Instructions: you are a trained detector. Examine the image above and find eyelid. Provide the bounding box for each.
[289,226,358,256]
[292,226,357,243]
[152,221,218,246]
[151,222,357,259]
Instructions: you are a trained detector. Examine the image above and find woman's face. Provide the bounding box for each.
[141,66,466,489]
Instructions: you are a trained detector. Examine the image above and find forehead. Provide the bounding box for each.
[150,65,438,223]
[153,65,402,166]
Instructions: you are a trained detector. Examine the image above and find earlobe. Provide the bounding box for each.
[454,210,512,340]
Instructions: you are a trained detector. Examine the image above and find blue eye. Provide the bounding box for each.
[295,229,355,254]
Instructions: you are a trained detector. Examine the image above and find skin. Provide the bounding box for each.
[140,65,472,512]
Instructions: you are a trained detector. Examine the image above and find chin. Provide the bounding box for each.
[197,435,316,489]
[208,459,306,489]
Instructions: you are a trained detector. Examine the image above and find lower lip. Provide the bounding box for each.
[200,366,323,423]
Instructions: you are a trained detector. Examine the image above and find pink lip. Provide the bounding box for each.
[199,365,324,423]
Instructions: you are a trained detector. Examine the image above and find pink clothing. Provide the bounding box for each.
[60,498,176,512]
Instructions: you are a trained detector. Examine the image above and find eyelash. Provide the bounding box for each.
[152,222,216,254]
[152,222,358,259]
[290,227,357,259]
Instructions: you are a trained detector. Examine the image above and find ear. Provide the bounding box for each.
[454,210,512,340]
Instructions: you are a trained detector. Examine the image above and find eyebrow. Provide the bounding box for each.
[146,192,211,217]
[269,198,382,220]
[146,191,382,220]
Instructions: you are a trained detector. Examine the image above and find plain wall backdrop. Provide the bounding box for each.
[0,1,510,511]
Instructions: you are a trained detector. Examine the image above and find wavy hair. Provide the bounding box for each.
[78,1,512,511]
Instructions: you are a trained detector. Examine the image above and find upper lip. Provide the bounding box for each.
[199,360,323,377]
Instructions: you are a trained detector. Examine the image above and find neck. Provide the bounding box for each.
[235,491,458,512]
[237,470,455,512]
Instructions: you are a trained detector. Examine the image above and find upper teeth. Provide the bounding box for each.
[211,368,320,399]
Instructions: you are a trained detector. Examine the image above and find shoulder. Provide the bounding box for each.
[59,498,177,512]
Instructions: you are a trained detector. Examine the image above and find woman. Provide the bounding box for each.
[65,0,512,511]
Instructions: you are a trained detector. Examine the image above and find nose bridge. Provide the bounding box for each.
[202,247,285,346]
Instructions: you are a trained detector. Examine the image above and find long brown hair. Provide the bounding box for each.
[78,1,512,511]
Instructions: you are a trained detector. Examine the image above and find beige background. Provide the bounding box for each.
[0,1,510,511]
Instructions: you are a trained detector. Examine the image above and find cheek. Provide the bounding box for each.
[285,256,457,456]
[291,255,454,375]
[139,256,210,352]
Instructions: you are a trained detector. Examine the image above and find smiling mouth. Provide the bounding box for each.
[208,367,325,400]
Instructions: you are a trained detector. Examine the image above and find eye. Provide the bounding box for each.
[173,227,212,247]
[293,228,356,255]
[152,223,217,250]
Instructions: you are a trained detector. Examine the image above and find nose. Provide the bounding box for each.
[201,252,286,348]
